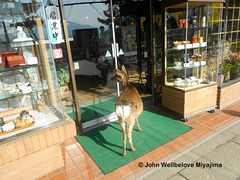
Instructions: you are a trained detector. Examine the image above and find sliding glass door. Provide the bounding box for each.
[63,1,118,127]
[63,0,153,128]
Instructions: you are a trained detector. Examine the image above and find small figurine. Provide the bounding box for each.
[190,16,198,28]
[15,110,34,128]
[20,110,30,119]
[17,26,27,39]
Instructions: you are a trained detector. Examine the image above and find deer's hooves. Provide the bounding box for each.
[138,128,142,131]
[122,152,126,156]
[131,148,136,151]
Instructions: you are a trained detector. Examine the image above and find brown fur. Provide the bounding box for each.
[111,65,143,156]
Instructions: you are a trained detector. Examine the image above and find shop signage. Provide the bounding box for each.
[45,6,62,44]
[53,48,63,59]
[74,62,79,70]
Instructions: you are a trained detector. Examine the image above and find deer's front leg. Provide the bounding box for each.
[119,119,126,156]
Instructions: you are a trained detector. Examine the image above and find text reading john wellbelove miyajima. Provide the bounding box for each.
[138,162,223,169]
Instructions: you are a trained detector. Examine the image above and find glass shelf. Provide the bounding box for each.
[167,64,207,71]
[10,40,52,48]
[167,26,208,33]
[0,64,43,73]
[165,81,216,91]
[0,88,49,101]
[167,43,207,51]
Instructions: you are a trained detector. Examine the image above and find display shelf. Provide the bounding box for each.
[167,33,183,37]
[10,39,34,47]
[10,39,52,48]
[167,26,208,32]
[0,117,35,136]
[0,64,43,73]
[0,88,49,101]
[167,63,207,70]
[0,110,61,140]
[165,81,216,91]
[167,43,207,51]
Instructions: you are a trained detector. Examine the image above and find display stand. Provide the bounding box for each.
[162,0,225,121]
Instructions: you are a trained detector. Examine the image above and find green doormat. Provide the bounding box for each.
[66,98,116,122]
[75,108,191,174]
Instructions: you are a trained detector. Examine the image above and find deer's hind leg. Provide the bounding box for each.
[127,116,136,151]
[119,117,127,156]
[135,117,142,131]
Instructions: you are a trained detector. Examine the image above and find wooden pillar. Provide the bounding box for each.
[57,0,82,133]
[35,17,57,106]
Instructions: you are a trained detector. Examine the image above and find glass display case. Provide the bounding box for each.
[0,0,65,140]
[162,0,225,121]
[163,0,225,90]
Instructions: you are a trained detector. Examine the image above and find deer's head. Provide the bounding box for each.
[111,65,129,88]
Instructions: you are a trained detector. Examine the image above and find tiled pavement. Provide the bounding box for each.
[37,101,240,180]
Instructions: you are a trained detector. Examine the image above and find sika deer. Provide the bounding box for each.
[111,65,143,156]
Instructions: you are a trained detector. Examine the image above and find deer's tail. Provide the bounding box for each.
[116,102,133,121]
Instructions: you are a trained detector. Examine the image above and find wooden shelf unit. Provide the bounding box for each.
[162,84,218,118]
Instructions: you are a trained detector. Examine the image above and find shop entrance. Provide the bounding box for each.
[63,0,153,129]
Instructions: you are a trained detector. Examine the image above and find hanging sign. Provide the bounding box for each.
[45,6,62,44]
[53,48,63,59]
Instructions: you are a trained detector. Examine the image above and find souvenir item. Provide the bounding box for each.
[1,52,25,67]
[17,26,27,39]
[2,122,15,132]
[192,36,197,43]
[26,57,38,65]
[15,110,34,128]
[199,37,203,43]
[0,118,4,126]
[201,16,206,27]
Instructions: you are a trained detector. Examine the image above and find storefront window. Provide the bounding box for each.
[0,0,65,141]
[219,0,240,84]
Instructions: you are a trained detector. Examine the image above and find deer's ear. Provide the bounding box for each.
[122,65,127,74]
[116,69,121,75]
